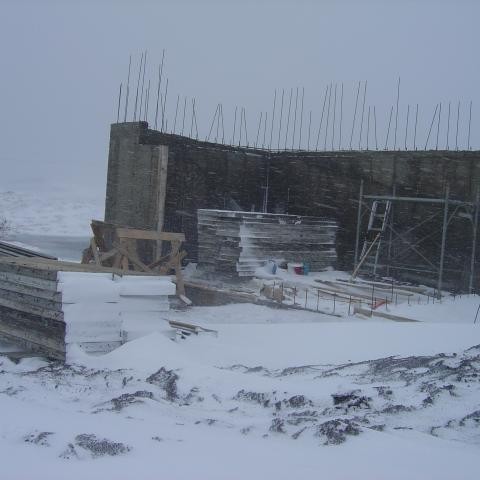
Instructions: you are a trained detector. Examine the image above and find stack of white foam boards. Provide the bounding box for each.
[118,276,176,342]
[58,272,176,355]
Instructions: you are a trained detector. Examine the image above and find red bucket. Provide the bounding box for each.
[293,265,304,275]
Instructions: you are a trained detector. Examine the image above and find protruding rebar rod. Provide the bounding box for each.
[359,80,367,149]
[173,94,180,134]
[425,103,438,150]
[263,111,268,149]
[243,107,249,146]
[284,88,293,150]
[192,98,199,139]
[139,51,147,121]
[292,87,299,150]
[207,104,219,142]
[133,52,144,121]
[366,105,371,150]
[298,87,305,150]
[331,84,337,151]
[154,49,165,130]
[124,55,132,122]
[232,106,237,145]
[144,79,150,122]
[269,89,277,150]
[446,101,451,150]
[307,110,312,151]
[116,82,123,123]
[404,104,410,150]
[161,77,168,132]
[190,98,195,138]
[255,112,263,148]
[413,103,419,150]
[435,102,442,150]
[338,82,344,150]
[385,105,393,150]
[220,104,225,143]
[277,88,285,150]
[349,81,360,150]
[324,83,332,151]
[181,95,187,136]
[468,100,472,150]
[393,77,400,150]
[238,106,244,146]
[455,101,460,151]
[215,103,221,142]
[315,85,328,151]
[374,105,378,150]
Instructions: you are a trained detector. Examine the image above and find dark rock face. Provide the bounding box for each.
[315,419,361,445]
[107,391,154,411]
[74,434,131,458]
[146,367,179,401]
[234,389,271,407]
[24,431,53,446]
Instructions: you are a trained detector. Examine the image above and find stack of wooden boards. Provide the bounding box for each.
[0,257,175,360]
[197,209,338,277]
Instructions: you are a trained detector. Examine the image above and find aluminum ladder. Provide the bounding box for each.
[352,200,392,278]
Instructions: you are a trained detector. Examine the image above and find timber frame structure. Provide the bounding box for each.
[82,220,186,295]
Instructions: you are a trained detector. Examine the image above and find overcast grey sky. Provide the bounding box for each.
[1,0,479,199]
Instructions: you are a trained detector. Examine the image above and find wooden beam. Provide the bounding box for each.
[90,237,101,265]
[116,227,185,242]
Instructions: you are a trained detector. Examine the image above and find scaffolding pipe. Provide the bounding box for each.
[469,188,479,293]
[437,183,450,298]
[354,179,364,269]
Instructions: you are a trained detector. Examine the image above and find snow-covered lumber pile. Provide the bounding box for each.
[0,257,175,360]
[197,209,337,276]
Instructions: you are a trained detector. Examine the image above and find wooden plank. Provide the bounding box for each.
[0,287,62,312]
[116,227,185,242]
[0,279,62,302]
[0,306,66,359]
[115,244,152,273]
[353,306,419,322]
[0,256,158,276]
[0,297,64,322]
[0,261,58,281]
[0,271,58,291]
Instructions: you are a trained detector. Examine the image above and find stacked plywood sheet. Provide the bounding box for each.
[0,257,175,360]
[197,209,337,277]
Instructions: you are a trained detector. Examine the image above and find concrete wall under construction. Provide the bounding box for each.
[104,122,480,290]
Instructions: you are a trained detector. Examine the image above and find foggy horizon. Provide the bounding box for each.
[1,0,479,198]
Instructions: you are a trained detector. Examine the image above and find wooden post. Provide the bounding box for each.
[155,145,169,261]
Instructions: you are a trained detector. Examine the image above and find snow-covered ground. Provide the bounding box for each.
[1,189,480,478]
[1,302,480,479]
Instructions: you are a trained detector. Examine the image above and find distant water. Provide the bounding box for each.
[9,234,90,262]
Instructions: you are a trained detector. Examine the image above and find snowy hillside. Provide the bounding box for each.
[1,303,480,479]
[0,190,103,236]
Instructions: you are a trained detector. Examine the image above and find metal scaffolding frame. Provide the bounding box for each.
[354,180,479,296]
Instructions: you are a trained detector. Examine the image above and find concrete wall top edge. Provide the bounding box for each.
[111,122,480,161]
